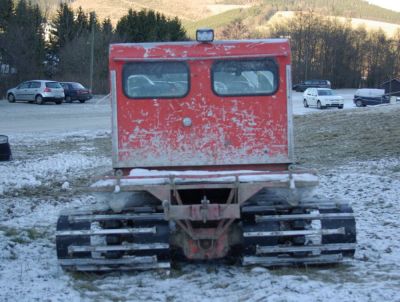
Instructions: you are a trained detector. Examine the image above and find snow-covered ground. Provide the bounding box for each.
[1,94,399,302]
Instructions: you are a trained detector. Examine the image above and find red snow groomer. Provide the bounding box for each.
[56,29,356,271]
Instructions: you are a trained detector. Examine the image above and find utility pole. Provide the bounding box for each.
[89,13,95,92]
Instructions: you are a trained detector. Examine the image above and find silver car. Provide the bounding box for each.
[7,80,65,105]
[303,88,344,109]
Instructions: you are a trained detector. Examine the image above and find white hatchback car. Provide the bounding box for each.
[7,80,65,105]
[303,88,344,109]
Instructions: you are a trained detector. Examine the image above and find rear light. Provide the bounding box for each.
[44,87,52,92]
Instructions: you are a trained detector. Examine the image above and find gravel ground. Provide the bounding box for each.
[0,98,400,301]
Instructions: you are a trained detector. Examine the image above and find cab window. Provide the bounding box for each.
[123,62,189,98]
[212,58,278,96]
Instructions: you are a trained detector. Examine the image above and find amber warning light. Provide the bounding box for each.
[196,28,214,43]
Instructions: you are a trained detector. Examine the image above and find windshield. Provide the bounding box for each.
[212,58,278,96]
[318,90,334,96]
[123,62,189,98]
[46,82,62,88]
[71,83,85,89]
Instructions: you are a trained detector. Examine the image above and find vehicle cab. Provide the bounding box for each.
[109,30,293,173]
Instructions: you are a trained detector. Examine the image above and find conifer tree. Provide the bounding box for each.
[116,9,187,43]
[0,0,13,32]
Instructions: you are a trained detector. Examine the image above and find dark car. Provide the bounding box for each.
[293,79,331,92]
[353,89,390,107]
[0,135,12,161]
[60,82,92,103]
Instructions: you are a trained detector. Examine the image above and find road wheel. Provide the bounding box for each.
[79,100,85,103]
[7,94,15,103]
[55,100,62,105]
[355,100,363,107]
[303,99,309,108]
[35,95,44,105]
[338,105,344,109]
[317,100,323,109]
[65,96,72,103]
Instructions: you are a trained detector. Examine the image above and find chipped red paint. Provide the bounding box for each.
[109,39,292,170]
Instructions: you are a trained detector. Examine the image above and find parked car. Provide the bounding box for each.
[303,88,344,109]
[353,89,390,107]
[7,80,64,105]
[60,82,92,103]
[293,79,331,92]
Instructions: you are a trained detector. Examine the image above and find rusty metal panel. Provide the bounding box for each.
[286,64,294,162]
[167,204,240,221]
[109,40,291,169]
[110,70,119,167]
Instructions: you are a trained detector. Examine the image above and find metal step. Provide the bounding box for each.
[59,255,157,265]
[241,203,340,213]
[69,262,171,271]
[256,243,356,255]
[61,206,158,216]
[68,213,165,223]
[56,227,156,236]
[68,243,169,253]
[243,227,345,238]
[59,256,170,271]
[255,213,354,222]
[242,253,343,266]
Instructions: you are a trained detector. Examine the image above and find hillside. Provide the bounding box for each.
[219,0,400,25]
[25,0,400,29]
[265,11,400,37]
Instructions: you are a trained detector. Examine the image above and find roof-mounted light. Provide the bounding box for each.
[196,28,214,43]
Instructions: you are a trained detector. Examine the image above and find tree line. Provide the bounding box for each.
[0,0,187,96]
[219,12,400,88]
[268,12,400,88]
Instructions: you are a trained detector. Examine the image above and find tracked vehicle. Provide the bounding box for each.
[56,29,356,271]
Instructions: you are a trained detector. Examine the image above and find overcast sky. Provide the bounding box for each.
[366,0,400,12]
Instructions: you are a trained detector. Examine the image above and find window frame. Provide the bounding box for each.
[45,81,62,89]
[18,82,30,89]
[210,57,279,97]
[122,61,190,99]
[30,81,41,89]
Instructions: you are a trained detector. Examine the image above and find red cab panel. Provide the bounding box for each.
[109,39,293,169]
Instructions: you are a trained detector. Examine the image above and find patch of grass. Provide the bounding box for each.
[0,225,49,244]
[183,8,244,38]
[2,226,19,237]
[73,281,101,292]
[391,165,400,173]
[26,228,45,240]
[0,226,29,244]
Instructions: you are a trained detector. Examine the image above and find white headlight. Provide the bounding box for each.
[196,28,214,43]
[0,135,8,144]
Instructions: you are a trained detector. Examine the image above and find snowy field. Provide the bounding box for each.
[0,92,400,302]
